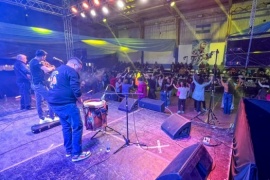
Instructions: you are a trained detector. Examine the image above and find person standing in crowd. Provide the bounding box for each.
[147,75,156,99]
[29,50,56,124]
[137,77,147,99]
[192,74,213,114]
[122,78,133,96]
[218,76,235,114]
[48,57,91,162]
[173,80,190,114]
[13,54,33,110]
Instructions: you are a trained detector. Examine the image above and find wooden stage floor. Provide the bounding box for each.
[0,92,235,179]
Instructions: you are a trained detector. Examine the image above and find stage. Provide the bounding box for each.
[0,92,235,179]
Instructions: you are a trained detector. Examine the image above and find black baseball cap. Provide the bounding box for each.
[35,49,48,57]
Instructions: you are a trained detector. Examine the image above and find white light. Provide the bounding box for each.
[102,6,109,14]
[80,12,86,18]
[117,0,125,8]
[140,0,148,3]
[90,9,96,16]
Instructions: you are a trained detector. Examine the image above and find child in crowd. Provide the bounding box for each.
[173,80,190,114]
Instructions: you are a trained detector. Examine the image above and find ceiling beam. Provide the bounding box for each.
[0,0,64,16]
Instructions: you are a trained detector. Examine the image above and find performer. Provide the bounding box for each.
[29,50,56,124]
[13,54,33,110]
[48,57,91,162]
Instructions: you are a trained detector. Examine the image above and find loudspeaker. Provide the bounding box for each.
[156,143,213,180]
[118,98,138,112]
[138,98,165,112]
[161,114,191,139]
[87,91,118,101]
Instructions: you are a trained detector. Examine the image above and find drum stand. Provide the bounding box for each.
[91,125,121,139]
[114,95,146,154]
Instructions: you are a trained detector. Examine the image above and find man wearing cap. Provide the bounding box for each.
[29,50,56,124]
[48,57,91,162]
[13,54,33,110]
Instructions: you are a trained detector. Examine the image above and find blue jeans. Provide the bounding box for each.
[17,81,31,108]
[33,83,54,119]
[160,91,168,107]
[223,93,233,114]
[51,103,83,155]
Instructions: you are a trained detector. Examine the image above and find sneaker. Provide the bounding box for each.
[53,116,60,121]
[202,108,207,112]
[197,111,201,115]
[181,111,184,114]
[72,151,91,162]
[66,152,71,157]
[177,110,181,114]
[39,117,53,124]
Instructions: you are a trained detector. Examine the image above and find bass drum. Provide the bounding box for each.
[83,99,108,131]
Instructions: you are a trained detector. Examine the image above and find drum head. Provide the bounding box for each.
[83,99,106,108]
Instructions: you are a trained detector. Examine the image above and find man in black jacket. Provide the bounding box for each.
[14,54,33,110]
[48,57,91,162]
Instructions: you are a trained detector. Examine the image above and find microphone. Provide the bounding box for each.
[53,57,64,63]
[101,85,109,100]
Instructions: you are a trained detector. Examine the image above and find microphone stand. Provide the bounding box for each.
[114,92,146,154]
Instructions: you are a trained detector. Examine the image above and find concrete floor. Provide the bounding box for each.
[0,91,236,179]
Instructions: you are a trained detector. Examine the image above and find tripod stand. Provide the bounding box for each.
[191,49,219,125]
[114,94,146,154]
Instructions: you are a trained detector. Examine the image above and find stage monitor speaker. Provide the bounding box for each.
[156,143,213,180]
[161,114,191,139]
[138,98,165,112]
[118,98,138,113]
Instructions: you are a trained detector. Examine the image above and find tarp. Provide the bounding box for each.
[230,22,270,37]
[231,98,270,180]
[0,22,175,57]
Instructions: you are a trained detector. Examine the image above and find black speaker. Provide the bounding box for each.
[161,114,191,139]
[86,91,118,101]
[118,98,138,112]
[156,143,213,180]
[138,98,165,112]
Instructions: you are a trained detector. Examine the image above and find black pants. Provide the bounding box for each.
[194,100,206,110]
[17,81,32,109]
[178,99,186,111]
[148,89,156,99]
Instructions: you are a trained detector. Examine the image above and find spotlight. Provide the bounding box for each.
[117,0,125,8]
[170,1,175,7]
[71,6,78,13]
[140,0,148,3]
[102,6,109,14]
[94,0,100,6]
[82,2,89,9]
[103,18,107,23]
[90,9,96,17]
[80,12,86,18]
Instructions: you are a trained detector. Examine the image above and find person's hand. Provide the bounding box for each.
[77,97,83,104]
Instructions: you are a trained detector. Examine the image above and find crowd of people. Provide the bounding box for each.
[13,51,270,162]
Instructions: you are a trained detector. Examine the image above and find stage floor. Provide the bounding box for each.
[0,92,235,179]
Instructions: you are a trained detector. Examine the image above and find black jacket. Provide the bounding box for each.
[48,65,81,106]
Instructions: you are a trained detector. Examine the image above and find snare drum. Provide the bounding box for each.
[83,99,108,131]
